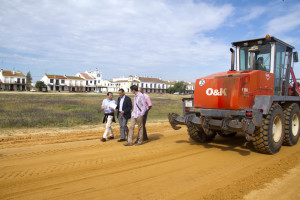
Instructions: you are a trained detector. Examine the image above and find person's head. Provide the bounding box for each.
[107,92,113,100]
[138,87,143,94]
[130,85,138,94]
[118,88,125,97]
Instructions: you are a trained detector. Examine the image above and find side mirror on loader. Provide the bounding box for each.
[293,52,298,62]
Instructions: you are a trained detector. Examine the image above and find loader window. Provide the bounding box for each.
[274,44,287,96]
[239,44,271,72]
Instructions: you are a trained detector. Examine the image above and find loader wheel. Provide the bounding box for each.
[187,123,216,143]
[283,103,300,146]
[217,131,237,138]
[252,104,284,154]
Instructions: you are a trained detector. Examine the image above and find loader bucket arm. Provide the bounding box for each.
[168,113,186,130]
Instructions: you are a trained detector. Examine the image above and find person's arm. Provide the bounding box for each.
[146,94,152,111]
[101,100,107,110]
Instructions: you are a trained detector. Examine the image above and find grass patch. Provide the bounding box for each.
[0,93,185,129]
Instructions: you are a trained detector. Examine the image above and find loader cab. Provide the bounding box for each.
[232,35,295,96]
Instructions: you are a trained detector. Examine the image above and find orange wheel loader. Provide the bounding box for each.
[169,35,300,154]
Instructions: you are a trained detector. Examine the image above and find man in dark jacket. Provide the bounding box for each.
[115,88,132,142]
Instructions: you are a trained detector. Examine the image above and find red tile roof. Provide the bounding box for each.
[79,73,93,79]
[139,77,164,83]
[2,70,25,77]
[65,76,84,80]
[184,82,195,85]
[45,74,67,79]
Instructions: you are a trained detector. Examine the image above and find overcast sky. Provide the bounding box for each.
[1,0,300,82]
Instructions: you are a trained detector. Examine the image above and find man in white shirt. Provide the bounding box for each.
[101,92,116,142]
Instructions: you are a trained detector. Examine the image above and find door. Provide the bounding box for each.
[274,44,287,96]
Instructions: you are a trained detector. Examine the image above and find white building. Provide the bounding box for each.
[77,72,96,92]
[112,75,139,92]
[76,69,107,93]
[41,74,86,92]
[0,69,27,91]
[184,82,195,94]
[65,76,85,92]
[41,74,67,91]
[109,75,175,93]
[39,69,194,94]
[139,77,169,93]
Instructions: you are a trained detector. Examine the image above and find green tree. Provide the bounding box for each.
[167,81,187,94]
[35,81,46,91]
[26,71,32,84]
[167,86,176,94]
[26,71,33,91]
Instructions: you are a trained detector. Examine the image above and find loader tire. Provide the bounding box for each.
[252,104,284,154]
[187,123,216,143]
[283,103,300,146]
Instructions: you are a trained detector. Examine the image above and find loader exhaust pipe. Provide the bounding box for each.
[230,48,235,71]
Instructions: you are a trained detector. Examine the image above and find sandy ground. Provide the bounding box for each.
[0,123,300,200]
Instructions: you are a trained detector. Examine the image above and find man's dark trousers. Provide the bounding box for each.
[142,110,149,140]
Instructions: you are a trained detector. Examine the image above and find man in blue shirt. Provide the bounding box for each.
[101,92,116,142]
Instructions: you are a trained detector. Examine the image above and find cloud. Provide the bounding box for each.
[236,6,266,23]
[266,3,300,35]
[0,0,234,80]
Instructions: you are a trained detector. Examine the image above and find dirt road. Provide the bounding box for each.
[1,123,300,200]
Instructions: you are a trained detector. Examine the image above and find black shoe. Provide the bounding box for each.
[108,136,114,139]
[134,140,138,144]
[117,139,126,142]
[144,137,149,141]
[101,138,106,142]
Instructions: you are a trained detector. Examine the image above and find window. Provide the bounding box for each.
[90,81,92,84]
[239,44,271,72]
[97,74,100,77]
[61,80,65,84]
[86,81,88,85]
[50,79,53,83]
[274,44,287,96]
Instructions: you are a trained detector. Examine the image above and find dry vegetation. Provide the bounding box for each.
[0,92,186,131]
